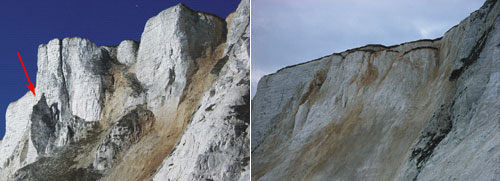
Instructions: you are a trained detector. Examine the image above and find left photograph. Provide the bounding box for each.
[0,0,249,180]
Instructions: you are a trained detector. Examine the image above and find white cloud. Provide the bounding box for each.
[413,21,450,39]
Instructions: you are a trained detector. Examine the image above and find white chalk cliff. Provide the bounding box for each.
[0,0,249,180]
[252,0,499,180]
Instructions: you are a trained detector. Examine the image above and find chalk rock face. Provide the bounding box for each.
[134,3,226,118]
[62,38,111,123]
[0,93,37,178]
[117,40,139,66]
[252,0,499,180]
[0,1,249,180]
[153,0,250,180]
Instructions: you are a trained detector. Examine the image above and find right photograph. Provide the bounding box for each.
[251,0,499,180]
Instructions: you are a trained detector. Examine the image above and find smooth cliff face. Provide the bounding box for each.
[0,0,249,180]
[252,0,499,180]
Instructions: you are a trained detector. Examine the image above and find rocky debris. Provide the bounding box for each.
[13,123,103,181]
[0,1,249,180]
[93,105,154,171]
[252,0,499,180]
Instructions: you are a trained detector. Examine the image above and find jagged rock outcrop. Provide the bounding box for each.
[252,0,499,180]
[0,0,249,180]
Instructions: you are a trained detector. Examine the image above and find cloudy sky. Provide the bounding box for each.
[251,0,485,97]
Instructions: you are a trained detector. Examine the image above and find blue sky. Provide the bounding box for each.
[251,0,485,97]
[0,0,240,139]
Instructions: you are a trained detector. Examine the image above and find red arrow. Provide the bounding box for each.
[17,52,36,97]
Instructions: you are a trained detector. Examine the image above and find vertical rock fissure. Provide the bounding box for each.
[58,39,70,111]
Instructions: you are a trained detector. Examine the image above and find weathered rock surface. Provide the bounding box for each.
[252,0,499,180]
[153,0,250,180]
[117,40,139,66]
[0,1,249,180]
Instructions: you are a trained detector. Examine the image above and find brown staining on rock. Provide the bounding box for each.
[359,55,379,87]
[298,70,328,106]
[104,41,227,181]
[253,32,449,180]
[376,56,397,88]
[292,103,364,180]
